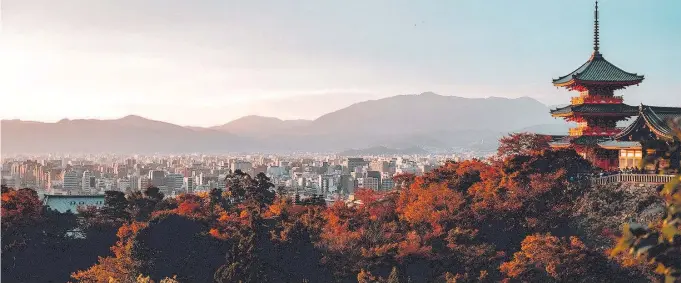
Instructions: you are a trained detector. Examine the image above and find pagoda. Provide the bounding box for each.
[549,0,644,169]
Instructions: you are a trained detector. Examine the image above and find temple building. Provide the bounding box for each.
[549,1,681,172]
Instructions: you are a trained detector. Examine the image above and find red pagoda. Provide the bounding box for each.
[549,0,644,170]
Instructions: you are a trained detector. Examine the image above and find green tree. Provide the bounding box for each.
[104,190,130,221]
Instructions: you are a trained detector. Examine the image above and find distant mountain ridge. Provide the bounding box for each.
[210,115,312,137]
[1,92,566,154]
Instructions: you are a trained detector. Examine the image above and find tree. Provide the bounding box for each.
[104,190,130,221]
[72,221,147,283]
[214,230,264,283]
[387,266,403,283]
[248,173,276,208]
[392,173,416,189]
[501,233,640,282]
[497,132,552,159]
[397,182,465,237]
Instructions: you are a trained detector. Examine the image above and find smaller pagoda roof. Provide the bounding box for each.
[614,105,681,141]
[550,103,638,117]
[548,135,608,147]
[597,140,641,149]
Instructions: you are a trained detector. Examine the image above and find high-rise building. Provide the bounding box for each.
[318,175,335,195]
[165,173,184,190]
[118,180,130,191]
[81,171,93,192]
[230,161,253,175]
[381,178,395,191]
[183,177,194,193]
[148,170,165,187]
[344,158,368,173]
[129,175,140,190]
[340,174,355,195]
[63,171,80,191]
[357,177,380,191]
[369,160,390,173]
[138,176,150,190]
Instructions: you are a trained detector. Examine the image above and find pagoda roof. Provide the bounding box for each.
[549,135,608,147]
[614,105,681,141]
[550,103,638,117]
[597,140,641,149]
[552,1,644,88]
[552,53,644,87]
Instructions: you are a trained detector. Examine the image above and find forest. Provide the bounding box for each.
[2,133,680,283]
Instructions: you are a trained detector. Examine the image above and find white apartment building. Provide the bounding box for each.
[63,171,80,191]
[357,177,380,191]
[183,177,194,193]
[165,173,184,190]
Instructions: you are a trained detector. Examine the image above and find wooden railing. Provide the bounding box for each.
[591,174,676,186]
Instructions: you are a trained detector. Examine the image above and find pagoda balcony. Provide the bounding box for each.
[569,126,623,137]
[571,95,624,105]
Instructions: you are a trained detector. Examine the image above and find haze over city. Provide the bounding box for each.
[1,0,680,127]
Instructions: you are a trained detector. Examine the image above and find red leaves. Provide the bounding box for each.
[497,132,552,159]
[1,188,43,230]
[397,183,465,237]
[500,234,591,281]
[177,201,201,216]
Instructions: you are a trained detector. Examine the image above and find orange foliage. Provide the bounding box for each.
[500,233,589,281]
[397,181,465,237]
[1,188,43,230]
[497,132,551,159]
[72,222,148,283]
[397,231,432,259]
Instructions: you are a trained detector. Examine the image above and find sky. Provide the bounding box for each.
[0,0,679,127]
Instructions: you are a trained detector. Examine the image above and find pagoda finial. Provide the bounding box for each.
[594,0,600,55]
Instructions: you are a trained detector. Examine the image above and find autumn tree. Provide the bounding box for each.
[127,187,165,221]
[392,173,416,189]
[1,187,86,283]
[72,221,148,283]
[501,233,640,282]
[497,132,552,159]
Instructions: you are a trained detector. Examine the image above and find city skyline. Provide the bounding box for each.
[1,0,680,126]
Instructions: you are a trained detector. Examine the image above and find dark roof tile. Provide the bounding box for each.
[550,103,639,116]
[553,53,644,86]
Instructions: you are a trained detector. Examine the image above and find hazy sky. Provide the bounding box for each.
[1,0,679,126]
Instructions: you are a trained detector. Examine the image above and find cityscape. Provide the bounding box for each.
[1,153,467,204]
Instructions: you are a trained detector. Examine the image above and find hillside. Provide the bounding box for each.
[211,116,312,137]
[1,92,565,154]
[0,116,255,154]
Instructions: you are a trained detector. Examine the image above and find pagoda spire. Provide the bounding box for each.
[593,0,600,55]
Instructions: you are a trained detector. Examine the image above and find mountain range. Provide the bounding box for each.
[1,92,570,155]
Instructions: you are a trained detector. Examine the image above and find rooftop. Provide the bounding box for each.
[615,105,681,141]
[552,1,644,89]
[43,194,106,214]
[550,103,638,117]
